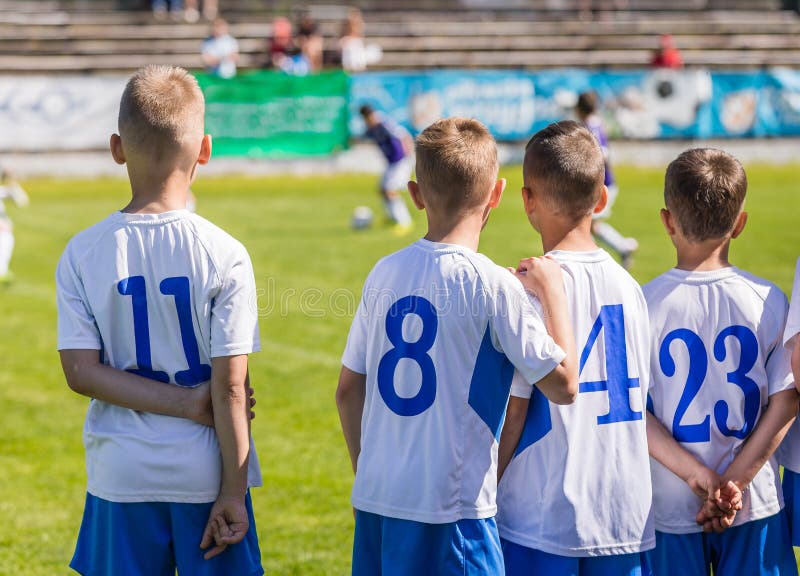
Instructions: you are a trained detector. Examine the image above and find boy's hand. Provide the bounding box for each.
[513,256,565,302]
[187,383,257,427]
[199,495,250,560]
[695,480,742,533]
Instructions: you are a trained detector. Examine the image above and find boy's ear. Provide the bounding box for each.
[731,211,747,239]
[660,208,677,236]
[197,134,212,165]
[407,180,425,210]
[488,178,506,209]
[593,185,609,215]
[109,134,126,165]
[521,185,534,215]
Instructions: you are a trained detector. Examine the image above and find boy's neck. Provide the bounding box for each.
[539,215,597,254]
[424,212,484,252]
[675,239,732,272]
[122,167,192,214]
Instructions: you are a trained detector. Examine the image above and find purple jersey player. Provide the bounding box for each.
[576,91,638,269]
[360,104,413,233]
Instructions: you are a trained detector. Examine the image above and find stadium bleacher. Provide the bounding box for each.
[3,0,800,73]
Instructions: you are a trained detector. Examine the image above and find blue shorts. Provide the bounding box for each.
[500,538,651,576]
[782,469,800,547]
[352,510,504,576]
[649,511,796,576]
[70,491,263,576]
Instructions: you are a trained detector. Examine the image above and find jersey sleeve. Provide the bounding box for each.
[489,274,565,386]
[209,244,260,358]
[341,280,370,375]
[769,289,794,395]
[56,245,102,351]
[784,257,800,349]
[510,368,534,399]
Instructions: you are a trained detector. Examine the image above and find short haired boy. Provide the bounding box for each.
[359,104,414,233]
[336,117,579,574]
[57,65,263,576]
[496,120,656,575]
[777,258,800,549]
[644,148,798,575]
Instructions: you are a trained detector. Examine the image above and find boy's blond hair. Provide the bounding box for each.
[523,121,605,220]
[415,117,498,214]
[664,148,747,242]
[118,65,205,158]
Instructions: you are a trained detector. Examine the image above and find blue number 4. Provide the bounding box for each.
[118,275,211,387]
[579,304,642,425]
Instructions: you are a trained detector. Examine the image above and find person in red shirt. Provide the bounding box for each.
[651,34,684,69]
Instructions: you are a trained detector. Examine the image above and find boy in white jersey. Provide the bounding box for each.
[496,120,657,575]
[337,117,579,575]
[775,258,800,548]
[56,65,263,576]
[644,148,798,575]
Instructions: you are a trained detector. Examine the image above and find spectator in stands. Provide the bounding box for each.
[202,18,239,78]
[184,0,217,22]
[297,14,323,72]
[265,17,294,69]
[339,8,382,72]
[151,0,183,20]
[651,34,684,68]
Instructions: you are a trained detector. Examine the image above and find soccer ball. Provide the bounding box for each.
[351,206,374,230]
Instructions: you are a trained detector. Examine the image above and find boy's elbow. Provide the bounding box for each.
[548,367,578,405]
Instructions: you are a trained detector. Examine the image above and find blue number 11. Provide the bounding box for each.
[118,275,211,386]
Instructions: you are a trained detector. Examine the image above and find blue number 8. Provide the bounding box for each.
[377,296,438,416]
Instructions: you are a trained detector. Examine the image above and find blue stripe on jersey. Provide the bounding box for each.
[468,326,515,440]
[514,386,552,456]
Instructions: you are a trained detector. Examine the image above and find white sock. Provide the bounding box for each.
[593,221,637,256]
[388,197,412,226]
[0,228,14,275]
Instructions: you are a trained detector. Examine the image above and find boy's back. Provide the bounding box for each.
[497,249,653,555]
[342,238,564,523]
[57,209,262,502]
[644,266,792,531]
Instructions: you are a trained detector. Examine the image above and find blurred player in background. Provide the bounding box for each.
[0,168,29,283]
[359,104,414,234]
[576,91,638,269]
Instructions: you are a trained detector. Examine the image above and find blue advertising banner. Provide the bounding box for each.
[349,68,800,141]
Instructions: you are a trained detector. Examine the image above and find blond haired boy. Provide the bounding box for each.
[337,117,578,574]
[57,65,263,575]
[644,148,797,575]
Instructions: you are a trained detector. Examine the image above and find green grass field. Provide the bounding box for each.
[0,163,798,575]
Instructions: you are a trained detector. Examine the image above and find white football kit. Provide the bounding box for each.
[645,267,793,533]
[496,249,653,557]
[57,209,262,503]
[341,239,566,524]
[778,258,800,473]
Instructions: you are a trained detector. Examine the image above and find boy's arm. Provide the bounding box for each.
[199,354,252,560]
[793,338,800,393]
[498,395,528,481]
[514,257,578,404]
[336,366,367,474]
[60,349,212,425]
[646,413,741,529]
[719,388,799,493]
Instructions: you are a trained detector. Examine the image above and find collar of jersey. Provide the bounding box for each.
[665,266,738,284]
[546,248,609,262]
[415,238,475,254]
[114,209,190,225]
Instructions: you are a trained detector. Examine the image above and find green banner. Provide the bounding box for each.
[196,70,350,157]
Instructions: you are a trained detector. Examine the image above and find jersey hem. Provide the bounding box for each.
[351,497,495,524]
[57,339,102,351]
[87,480,262,504]
[497,526,655,557]
[210,342,260,357]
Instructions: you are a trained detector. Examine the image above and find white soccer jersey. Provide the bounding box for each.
[341,239,565,524]
[496,249,653,557]
[644,267,793,533]
[57,209,262,503]
[778,258,800,473]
